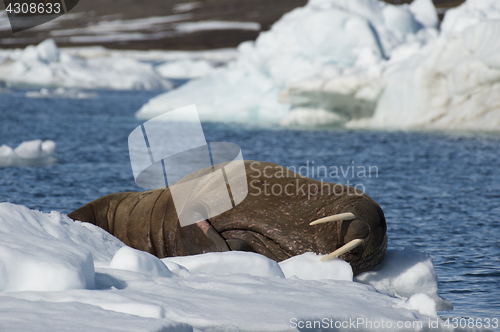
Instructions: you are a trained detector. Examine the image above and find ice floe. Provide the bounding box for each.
[136,0,439,124]
[0,139,57,167]
[0,202,476,331]
[0,39,172,90]
[136,0,500,132]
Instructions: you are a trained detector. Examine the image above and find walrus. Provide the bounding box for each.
[68,161,387,275]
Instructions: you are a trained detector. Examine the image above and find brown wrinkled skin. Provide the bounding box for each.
[68,161,387,275]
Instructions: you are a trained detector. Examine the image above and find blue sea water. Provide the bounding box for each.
[0,89,499,328]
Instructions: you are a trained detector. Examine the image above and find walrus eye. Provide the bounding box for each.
[320,239,363,262]
[309,212,356,225]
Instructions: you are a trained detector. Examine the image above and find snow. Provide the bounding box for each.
[355,247,453,313]
[399,293,439,318]
[0,139,57,167]
[175,21,261,33]
[279,252,353,281]
[163,251,285,278]
[0,204,98,292]
[172,2,203,14]
[111,247,173,278]
[0,202,484,331]
[136,0,500,132]
[0,39,172,90]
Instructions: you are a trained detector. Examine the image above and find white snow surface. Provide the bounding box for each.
[279,252,353,281]
[0,39,173,90]
[163,251,285,278]
[0,203,486,331]
[136,0,500,132]
[111,247,173,278]
[0,139,57,167]
[175,21,261,33]
[355,247,453,313]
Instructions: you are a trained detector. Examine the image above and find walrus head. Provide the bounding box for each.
[68,161,387,275]
[200,161,388,275]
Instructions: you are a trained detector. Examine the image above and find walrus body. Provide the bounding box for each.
[69,161,387,275]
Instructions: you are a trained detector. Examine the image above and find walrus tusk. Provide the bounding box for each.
[309,212,356,225]
[320,239,363,261]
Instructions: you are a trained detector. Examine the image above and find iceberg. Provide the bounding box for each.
[136,0,439,125]
[0,139,57,167]
[137,0,500,132]
[0,202,476,331]
[0,39,172,90]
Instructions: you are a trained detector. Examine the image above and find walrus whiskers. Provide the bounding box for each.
[320,239,363,261]
[309,212,356,225]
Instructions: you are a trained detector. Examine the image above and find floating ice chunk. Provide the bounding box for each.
[0,139,57,167]
[15,139,47,159]
[355,247,453,311]
[0,39,172,90]
[41,140,56,156]
[162,260,190,277]
[163,251,285,278]
[0,145,16,167]
[110,246,172,278]
[279,252,353,281]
